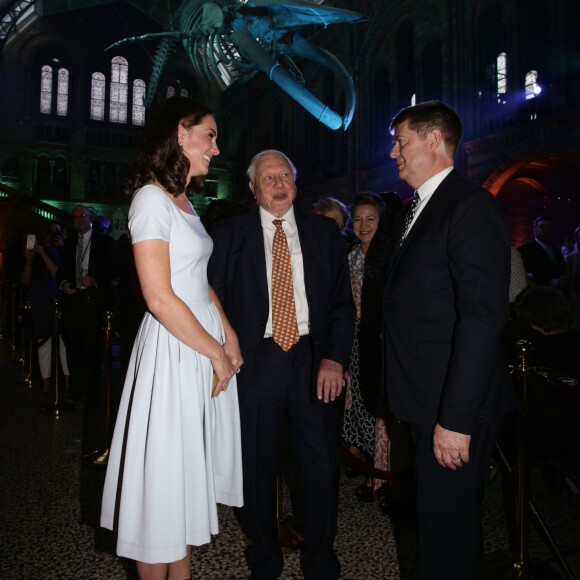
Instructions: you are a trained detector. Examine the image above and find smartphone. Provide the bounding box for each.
[26,234,36,250]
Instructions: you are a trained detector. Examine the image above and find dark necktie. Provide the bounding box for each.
[398,191,420,248]
[271,219,299,352]
[76,235,84,287]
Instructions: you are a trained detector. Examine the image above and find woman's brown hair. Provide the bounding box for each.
[124,96,214,198]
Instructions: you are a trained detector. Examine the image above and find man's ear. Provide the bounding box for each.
[429,129,442,149]
[249,181,255,197]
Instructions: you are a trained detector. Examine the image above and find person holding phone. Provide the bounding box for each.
[21,227,70,394]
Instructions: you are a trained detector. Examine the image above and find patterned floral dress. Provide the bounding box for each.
[341,244,390,487]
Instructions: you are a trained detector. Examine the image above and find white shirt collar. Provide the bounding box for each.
[259,205,296,230]
[416,166,454,201]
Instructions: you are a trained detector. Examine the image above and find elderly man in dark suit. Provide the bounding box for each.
[208,150,354,580]
[383,101,518,579]
[57,205,115,405]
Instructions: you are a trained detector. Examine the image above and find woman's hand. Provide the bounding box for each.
[210,349,236,397]
[223,334,244,373]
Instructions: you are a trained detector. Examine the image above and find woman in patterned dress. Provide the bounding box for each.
[341,191,391,500]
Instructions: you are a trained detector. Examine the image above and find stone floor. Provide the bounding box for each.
[0,336,579,579]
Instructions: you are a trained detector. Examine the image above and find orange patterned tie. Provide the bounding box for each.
[271,219,299,352]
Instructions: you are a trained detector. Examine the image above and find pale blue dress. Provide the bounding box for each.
[101,184,243,564]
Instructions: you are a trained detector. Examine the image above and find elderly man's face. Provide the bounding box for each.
[250,153,297,218]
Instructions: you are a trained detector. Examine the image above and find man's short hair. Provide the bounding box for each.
[533,214,556,227]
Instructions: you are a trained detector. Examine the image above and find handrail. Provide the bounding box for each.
[0,183,73,231]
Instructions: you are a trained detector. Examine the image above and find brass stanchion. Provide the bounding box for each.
[41,299,74,417]
[11,283,17,357]
[83,310,113,468]
[0,280,5,339]
[18,300,33,387]
[491,340,571,579]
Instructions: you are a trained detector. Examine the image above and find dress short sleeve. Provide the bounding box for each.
[129,184,172,244]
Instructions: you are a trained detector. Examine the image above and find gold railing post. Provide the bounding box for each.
[513,339,531,570]
[40,299,73,417]
[11,283,19,359]
[83,309,112,468]
[492,340,575,579]
[20,300,33,388]
[0,280,5,339]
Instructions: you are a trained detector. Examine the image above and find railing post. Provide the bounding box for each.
[83,309,112,468]
[492,340,575,579]
[40,299,73,417]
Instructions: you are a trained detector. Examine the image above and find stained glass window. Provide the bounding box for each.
[132,79,146,126]
[91,72,106,120]
[497,52,507,95]
[56,68,69,116]
[40,65,53,114]
[110,56,128,123]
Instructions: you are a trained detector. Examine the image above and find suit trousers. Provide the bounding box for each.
[244,337,341,580]
[410,419,498,580]
[61,290,104,404]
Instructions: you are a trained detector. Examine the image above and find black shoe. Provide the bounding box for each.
[355,482,375,503]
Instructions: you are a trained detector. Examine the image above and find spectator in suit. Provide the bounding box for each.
[383,101,518,579]
[566,225,580,329]
[208,150,355,580]
[518,215,568,290]
[56,205,115,405]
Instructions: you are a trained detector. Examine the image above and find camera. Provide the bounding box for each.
[26,234,36,250]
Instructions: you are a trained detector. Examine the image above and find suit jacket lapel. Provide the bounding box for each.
[245,212,269,301]
[294,210,314,297]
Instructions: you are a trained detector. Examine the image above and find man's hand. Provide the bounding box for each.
[316,358,343,403]
[79,275,97,288]
[433,423,471,470]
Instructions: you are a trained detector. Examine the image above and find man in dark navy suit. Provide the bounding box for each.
[383,102,518,579]
[518,214,568,289]
[57,205,115,404]
[208,150,354,580]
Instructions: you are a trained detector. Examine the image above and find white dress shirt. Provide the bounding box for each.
[406,166,454,234]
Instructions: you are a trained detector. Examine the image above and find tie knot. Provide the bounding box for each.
[273,219,284,230]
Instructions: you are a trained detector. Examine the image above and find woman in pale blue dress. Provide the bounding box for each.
[101,97,243,579]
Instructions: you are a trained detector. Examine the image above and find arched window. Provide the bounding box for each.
[166,86,176,98]
[91,72,106,120]
[40,65,69,115]
[35,155,51,192]
[525,70,541,100]
[40,65,52,114]
[56,68,69,116]
[110,56,128,123]
[180,87,189,97]
[132,79,146,126]
[53,157,68,193]
[496,52,507,97]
